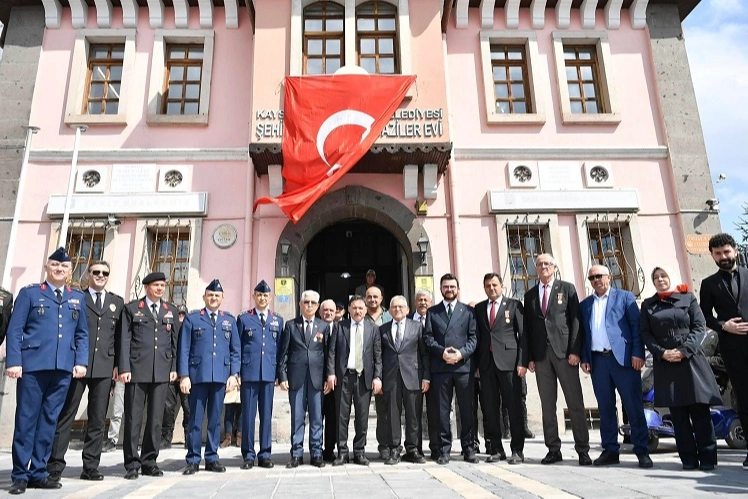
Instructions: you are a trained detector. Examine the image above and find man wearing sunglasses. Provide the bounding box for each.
[579,265,652,468]
[48,261,125,482]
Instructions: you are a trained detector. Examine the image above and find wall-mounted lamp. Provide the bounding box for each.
[417,235,429,264]
[706,198,720,212]
[280,239,291,264]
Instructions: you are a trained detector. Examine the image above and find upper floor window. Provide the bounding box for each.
[490,44,532,115]
[163,44,204,115]
[151,231,190,304]
[563,45,603,114]
[356,1,399,74]
[303,2,345,75]
[67,232,105,288]
[84,44,124,116]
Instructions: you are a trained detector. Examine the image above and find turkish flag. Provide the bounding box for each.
[254,74,416,223]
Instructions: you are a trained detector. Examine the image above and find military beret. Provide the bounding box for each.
[254,280,271,293]
[48,247,71,262]
[335,301,345,310]
[206,279,223,292]
[366,269,376,276]
[142,272,166,285]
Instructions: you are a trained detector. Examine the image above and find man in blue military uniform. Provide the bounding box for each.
[5,247,89,495]
[237,280,284,469]
[118,271,179,480]
[178,279,240,475]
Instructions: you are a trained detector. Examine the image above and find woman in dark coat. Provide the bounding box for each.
[640,266,722,471]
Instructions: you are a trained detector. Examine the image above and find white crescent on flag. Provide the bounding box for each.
[316,110,375,176]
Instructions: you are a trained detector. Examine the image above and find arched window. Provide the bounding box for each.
[356,1,399,74]
[303,2,345,75]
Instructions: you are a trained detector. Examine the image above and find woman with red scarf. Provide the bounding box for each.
[640,266,721,471]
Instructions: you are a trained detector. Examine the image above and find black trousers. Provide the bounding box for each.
[421,388,439,456]
[48,377,111,473]
[720,333,748,437]
[337,371,372,457]
[162,381,189,440]
[432,371,474,455]
[481,362,524,453]
[322,389,338,458]
[669,404,717,467]
[124,382,169,471]
[384,372,422,454]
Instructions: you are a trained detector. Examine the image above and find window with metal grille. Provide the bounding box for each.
[356,1,399,75]
[563,44,604,114]
[490,44,532,114]
[150,228,190,305]
[507,226,548,298]
[162,44,204,115]
[587,226,631,292]
[303,2,345,75]
[84,44,124,115]
[67,232,106,289]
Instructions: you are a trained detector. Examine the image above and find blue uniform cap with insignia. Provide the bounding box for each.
[254,280,271,293]
[206,279,223,292]
[48,246,71,262]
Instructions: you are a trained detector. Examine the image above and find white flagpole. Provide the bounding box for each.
[58,125,87,248]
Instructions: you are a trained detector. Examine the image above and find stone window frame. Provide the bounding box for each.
[551,31,621,125]
[479,30,545,125]
[290,0,412,78]
[146,29,215,126]
[64,29,136,126]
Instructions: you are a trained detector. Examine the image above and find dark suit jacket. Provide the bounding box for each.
[700,266,748,334]
[475,296,523,373]
[118,298,179,383]
[327,318,382,388]
[83,289,124,378]
[423,301,477,374]
[379,318,430,392]
[0,287,12,346]
[278,316,329,391]
[520,279,581,366]
[580,288,642,368]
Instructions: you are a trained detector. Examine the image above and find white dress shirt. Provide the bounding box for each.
[591,291,612,352]
[443,300,457,313]
[538,279,555,304]
[88,288,106,303]
[390,320,405,344]
[347,321,362,369]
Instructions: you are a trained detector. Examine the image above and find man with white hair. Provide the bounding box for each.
[278,290,330,468]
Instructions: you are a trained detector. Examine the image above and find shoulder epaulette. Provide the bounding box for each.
[219,310,234,318]
[190,309,201,315]
[24,283,41,289]
[239,309,252,316]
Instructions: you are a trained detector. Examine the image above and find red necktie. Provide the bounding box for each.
[541,285,549,316]
[489,300,497,328]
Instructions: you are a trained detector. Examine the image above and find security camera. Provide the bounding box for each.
[107,214,122,227]
[706,198,720,211]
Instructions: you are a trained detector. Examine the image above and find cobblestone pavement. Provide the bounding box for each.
[1,435,746,498]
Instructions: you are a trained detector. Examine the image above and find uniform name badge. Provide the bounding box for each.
[72,310,78,320]
[225,330,230,339]
[505,310,510,323]
[38,305,45,316]
[110,303,117,312]
[557,292,564,305]
[272,330,277,339]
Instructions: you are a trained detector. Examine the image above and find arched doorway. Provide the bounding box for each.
[305,220,404,305]
[274,186,432,315]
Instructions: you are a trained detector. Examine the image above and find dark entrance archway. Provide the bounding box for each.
[305,220,402,306]
[274,186,433,314]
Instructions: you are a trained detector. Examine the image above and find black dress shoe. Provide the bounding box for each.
[141,466,163,477]
[578,453,592,466]
[524,427,535,439]
[124,469,139,480]
[286,457,301,468]
[80,468,104,481]
[323,452,336,463]
[682,463,698,471]
[183,463,199,475]
[241,460,254,470]
[637,453,653,469]
[103,439,117,452]
[486,452,506,463]
[28,477,62,489]
[9,480,27,495]
[47,471,61,482]
[402,452,426,464]
[205,461,226,473]
[699,463,715,471]
[464,451,479,464]
[310,457,325,468]
[353,455,370,466]
[541,451,563,465]
[332,455,349,466]
[436,454,450,465]
[258,459,274,469]
[429,452,439,461]
[508,452,524,465]
[743,455,748,469]
[593,451,619,466]
[379,448,390,460]
[384,455,400,465]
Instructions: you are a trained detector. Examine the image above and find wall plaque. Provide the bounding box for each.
[212,224,238,249]
[110,164,158,193]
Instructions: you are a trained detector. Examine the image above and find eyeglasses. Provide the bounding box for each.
[587,274,609,281]
[537,262,555,267]
[91,270,110,277]
[390,305,406,309]
[303,300,318,305]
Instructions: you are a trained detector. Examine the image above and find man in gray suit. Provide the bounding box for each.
[327,296,382,466]
[380,296,430,465]
[519,254,590,466]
